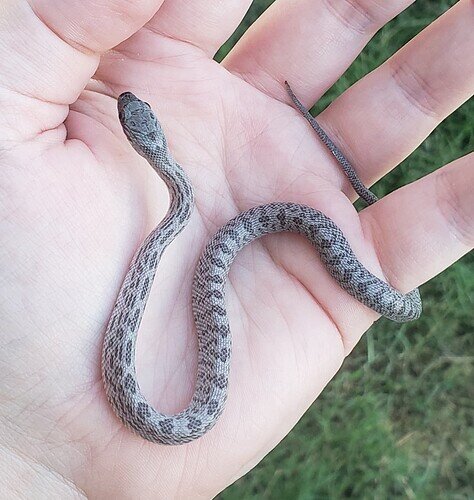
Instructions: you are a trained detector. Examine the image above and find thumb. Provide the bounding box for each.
[0,0,161,140]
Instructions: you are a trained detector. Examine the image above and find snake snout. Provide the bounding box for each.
[118,92,139,114]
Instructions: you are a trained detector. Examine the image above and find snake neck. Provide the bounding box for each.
[155,153,195,236]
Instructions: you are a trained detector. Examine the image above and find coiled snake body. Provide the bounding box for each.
[102,86,422,445]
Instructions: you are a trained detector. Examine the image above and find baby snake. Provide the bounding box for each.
[101,83,422,445]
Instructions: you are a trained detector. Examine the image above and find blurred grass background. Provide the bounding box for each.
[215,1,473,498]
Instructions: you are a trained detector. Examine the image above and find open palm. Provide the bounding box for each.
[1,0,472,497]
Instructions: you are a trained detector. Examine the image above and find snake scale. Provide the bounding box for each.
[101,84,422,445]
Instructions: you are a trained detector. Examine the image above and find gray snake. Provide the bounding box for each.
[101,84,422,445]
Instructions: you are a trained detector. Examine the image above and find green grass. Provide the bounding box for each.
[217,1,474,498]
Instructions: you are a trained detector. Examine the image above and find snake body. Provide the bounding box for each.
[102,88,422,445]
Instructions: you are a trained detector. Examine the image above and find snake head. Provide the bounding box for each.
[117,92,167,157]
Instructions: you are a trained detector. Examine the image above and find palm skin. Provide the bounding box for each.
[6,43,363,497]
[1,1,472,498]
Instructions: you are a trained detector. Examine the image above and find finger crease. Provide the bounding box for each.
[436,170,474,247]
[322,0,382,35]
[389,59,444,120]
[142,25,209,56]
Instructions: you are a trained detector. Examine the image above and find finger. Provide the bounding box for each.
[146,0,253,56]
[313,0,474,193]
[361,153,474,296]
[0,0,160,136]
[224,0,414,104]
[267,153,473,355]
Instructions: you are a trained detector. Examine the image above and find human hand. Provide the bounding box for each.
[0,0,472,497]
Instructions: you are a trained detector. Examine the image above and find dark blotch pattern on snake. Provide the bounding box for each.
[101,88,421,445]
